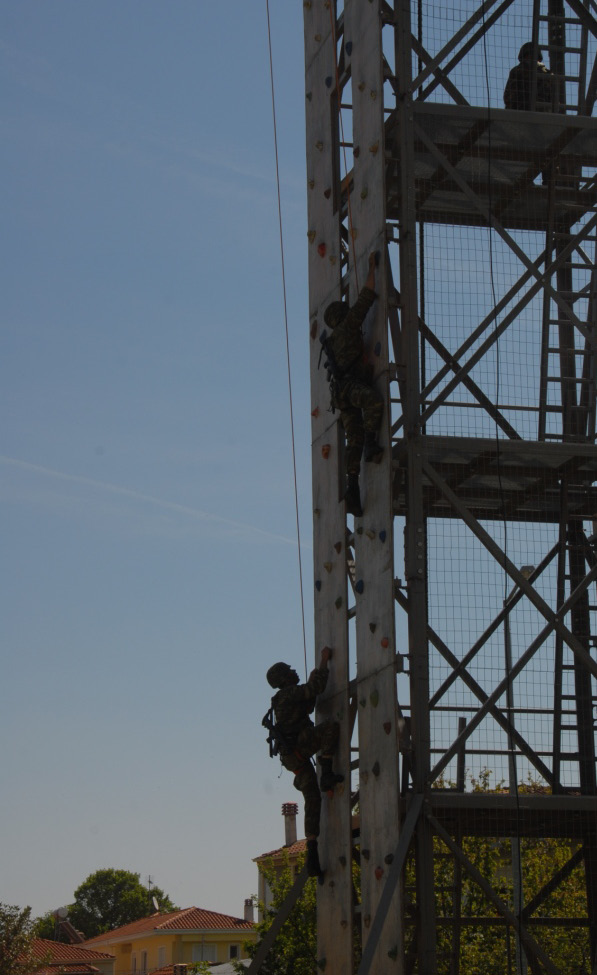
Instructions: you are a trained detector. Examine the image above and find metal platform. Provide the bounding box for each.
[393,436,597,522]
[403,791,597,838]
[385,103,597,231]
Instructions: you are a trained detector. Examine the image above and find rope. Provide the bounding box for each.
[265,0,308,679]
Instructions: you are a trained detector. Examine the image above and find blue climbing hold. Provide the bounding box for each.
[315,580,322,591]
[345,41,353,55]
[379,530,387,543]
[325,76,333,88]
[355,579,364,594]
[374,341,382,357]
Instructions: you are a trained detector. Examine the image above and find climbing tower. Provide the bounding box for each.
[302,2,597,974]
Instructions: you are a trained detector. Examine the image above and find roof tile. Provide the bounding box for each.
[83,908,253,945]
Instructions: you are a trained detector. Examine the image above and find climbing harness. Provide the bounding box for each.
[262,703,315,775]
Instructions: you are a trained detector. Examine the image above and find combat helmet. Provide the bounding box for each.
[519,41,543,61]
[267,661,293,688]
[324,301,349,330]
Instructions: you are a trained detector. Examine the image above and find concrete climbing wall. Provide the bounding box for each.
[304,3,354,973]
[345,2,403,972]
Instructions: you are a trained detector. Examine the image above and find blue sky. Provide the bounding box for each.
[3,0,594,928]
[1,1,313,920]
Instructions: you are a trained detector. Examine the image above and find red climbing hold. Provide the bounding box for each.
[322,444,331,459]
[317,242,327,258]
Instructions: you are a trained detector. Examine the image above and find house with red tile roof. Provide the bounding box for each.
[81,907,256,971]
[29,939,115,975]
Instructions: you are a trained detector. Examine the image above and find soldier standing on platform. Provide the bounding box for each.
[504,42,555,111]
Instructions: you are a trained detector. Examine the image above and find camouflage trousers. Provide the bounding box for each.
[280,719,339,838]
[337,377,384,475]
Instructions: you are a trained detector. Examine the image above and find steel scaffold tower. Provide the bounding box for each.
[252,2,597,974]
[302,2,597,974]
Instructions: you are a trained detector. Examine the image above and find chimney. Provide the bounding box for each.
[244,898,254,923]
[282,802,298,846]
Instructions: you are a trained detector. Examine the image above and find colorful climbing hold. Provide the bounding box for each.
[370,689,379,707]
[345,41,353,55]
[334,541,342,553]
[379,530,387,543]
[360,187,368,200]
[366,529,376,540]
[374,341,382,356]
[388,946,398,961]
[361,848,370,859]
[325,76,333,88]
[324,562,333,573]
[317,242,327,258]
[315,580,322,591]
[369,141,380,155]
[353,146,360,158]
[311,406,320,417]
[315,140,323,151]
[385,853,394,865]
[307,230,316,243]
[323,187,331,199]
[322,444,331,459]
[383,721,392,735]
[372,761,380,777]
[335,596,343,609]
[381,637,389,649]
[375,866,384,880]
[369,622,376,633]
[364,914,371,929]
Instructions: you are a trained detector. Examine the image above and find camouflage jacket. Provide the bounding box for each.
[271,667,329,748]
[327,286,377,382]
[504,61,554,111]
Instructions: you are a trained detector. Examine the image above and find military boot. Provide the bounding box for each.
[319,757,344,793]
[306,839,323,878]
[364,431,383,464]
[344,474,363,517]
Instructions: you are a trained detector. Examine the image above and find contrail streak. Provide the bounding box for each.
[0,454,301,547]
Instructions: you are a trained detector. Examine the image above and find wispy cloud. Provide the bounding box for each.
[0,455,301,547]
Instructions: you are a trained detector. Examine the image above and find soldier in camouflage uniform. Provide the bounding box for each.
[504,43,555,111]
[266,647,343,877]
[323,252,384,517]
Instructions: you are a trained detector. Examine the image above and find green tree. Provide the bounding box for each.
[68,870,177,939]
[31,914,59,943]
[0,903,49,975]
[245,773,591,974]
[241,851,318,975]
